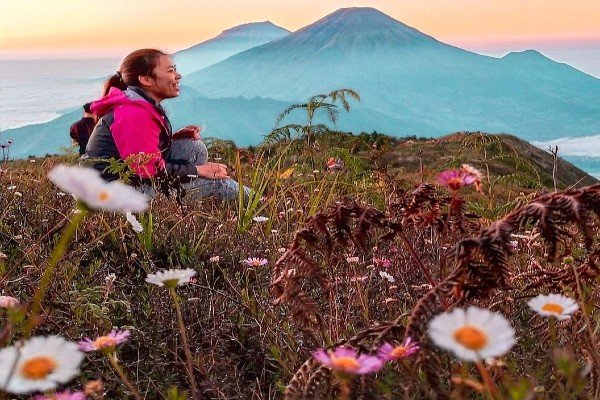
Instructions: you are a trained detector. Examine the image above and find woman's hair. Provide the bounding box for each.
[102,49,168,96]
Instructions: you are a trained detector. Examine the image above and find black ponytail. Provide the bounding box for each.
[102,72,128,96]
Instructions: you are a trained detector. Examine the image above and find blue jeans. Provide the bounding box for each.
[142,139,251,201]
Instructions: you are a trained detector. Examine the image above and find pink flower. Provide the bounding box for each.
[373,257,391,268]
[460,164,483,192]
[312,346,384,375]
[437,169,478,191]
[242,257,268,267]
[33,390,86,400]
[326,158,344,172]
[0,295,19,308]
[378,338,420,361]
[78,330,130,353]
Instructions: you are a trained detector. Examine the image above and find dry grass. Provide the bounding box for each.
[0,135,599,399]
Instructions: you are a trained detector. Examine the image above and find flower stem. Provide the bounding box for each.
[338,377,351,400]
[170,287,201,400]
[475,360,498,400]
[549,317,557,350]
[398,230,436,287]
[571,263,600,385]
[107,353,143,400]
[23,206,88,337]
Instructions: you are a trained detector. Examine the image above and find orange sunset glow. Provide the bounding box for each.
[1,0,599,58]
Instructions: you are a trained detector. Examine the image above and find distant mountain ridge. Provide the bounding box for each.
[174,21,290,75]
[184,7,599,143]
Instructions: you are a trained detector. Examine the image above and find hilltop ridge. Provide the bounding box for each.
[369,131,598,189]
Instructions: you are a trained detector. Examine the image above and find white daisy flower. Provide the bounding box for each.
[252,216,269,223]
[428,306,516,361]
[0,336,83,394]
[125,212,143,233]
[527,293,579,320]
[7,185,16,190]
[379,271,395,283]
[145,268,196,288]
[48,165,148,213]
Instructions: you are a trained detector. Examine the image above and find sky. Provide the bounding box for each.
[1,0,599,59]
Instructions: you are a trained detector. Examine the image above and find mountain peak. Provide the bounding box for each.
[501,50,557,66]
[217,21,290,39]
[503,49,546,59]
[326,7,389,17]
[174,21,290,74]
[287,7,439,48]
[178,21,289,53]
[307,7,414,30]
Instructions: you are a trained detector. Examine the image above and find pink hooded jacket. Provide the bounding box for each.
[89,87,167,177]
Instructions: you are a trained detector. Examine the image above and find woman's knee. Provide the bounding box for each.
[216,179,241,199]
[170,139,208,165]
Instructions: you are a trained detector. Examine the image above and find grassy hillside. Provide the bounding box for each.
[0,132,599,399]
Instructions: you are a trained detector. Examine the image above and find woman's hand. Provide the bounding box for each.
[196,162,229,180]
[173,125,202,140]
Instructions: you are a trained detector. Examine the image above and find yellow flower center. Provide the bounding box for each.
[330,356,360,371]
[98,190,110,202]
[542,303,564,314]
[21,356,57,380]
[447,177,463,190]
[94,336,118,349]
[252,260,261,266]
[163,278,180,288]
[390,346,408,358]
[453,325,488,351]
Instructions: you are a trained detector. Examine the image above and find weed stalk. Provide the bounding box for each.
[169,287,201,400]
[23,205,88,337]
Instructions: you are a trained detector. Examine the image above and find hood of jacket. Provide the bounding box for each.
[91,87,164,122]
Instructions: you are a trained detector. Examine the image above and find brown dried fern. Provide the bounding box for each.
[282,184,600,398]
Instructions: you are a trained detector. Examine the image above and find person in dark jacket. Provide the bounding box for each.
[69,103,96,155]
[84,48,250,200]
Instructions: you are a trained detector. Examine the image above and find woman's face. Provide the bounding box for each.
[141,54,181,103]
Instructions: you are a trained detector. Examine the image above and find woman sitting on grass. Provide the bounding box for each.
[84,48,250,200]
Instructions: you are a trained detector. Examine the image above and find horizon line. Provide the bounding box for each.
[1,37,598,61]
